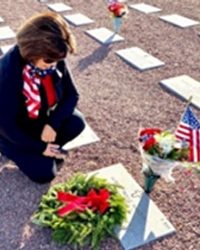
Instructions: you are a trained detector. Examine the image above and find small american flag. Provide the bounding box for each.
[175,106,200,162]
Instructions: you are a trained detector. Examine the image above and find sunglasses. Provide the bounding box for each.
[44,56,66,64]
[44,58,57,64]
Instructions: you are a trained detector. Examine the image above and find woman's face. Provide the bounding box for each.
[33,58,57,70]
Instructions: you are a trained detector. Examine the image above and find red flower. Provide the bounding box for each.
[138,128,161,151]
[139,128,161,146]
[143,137,156,151]
[139,128,161,138]
[108,3,127,17]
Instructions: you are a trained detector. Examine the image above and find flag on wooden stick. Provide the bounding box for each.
[175,104,200,162]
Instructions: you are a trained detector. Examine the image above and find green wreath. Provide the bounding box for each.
[32,173,128,250]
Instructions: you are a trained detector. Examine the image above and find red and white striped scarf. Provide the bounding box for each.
[23,64,42,119]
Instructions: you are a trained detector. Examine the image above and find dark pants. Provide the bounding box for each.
[1,111,85,183]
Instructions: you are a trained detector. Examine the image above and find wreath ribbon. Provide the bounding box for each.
[57,189,110,216]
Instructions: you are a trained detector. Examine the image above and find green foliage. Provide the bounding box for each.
[32,173,128,250]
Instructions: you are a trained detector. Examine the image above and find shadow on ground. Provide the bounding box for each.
[77,44,111,71]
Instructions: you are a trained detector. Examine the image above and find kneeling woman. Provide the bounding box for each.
[0,12,85,183]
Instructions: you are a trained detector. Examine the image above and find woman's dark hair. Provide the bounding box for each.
[16,12,76,62]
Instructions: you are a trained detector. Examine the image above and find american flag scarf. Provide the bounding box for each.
[22,64,56,119]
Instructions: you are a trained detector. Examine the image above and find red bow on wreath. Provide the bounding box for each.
[57,189,110,217]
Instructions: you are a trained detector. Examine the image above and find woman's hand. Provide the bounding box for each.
[43,143,63,158]
[41,124,57,142]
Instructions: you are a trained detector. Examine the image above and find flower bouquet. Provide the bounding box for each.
[138,128,189,193]
[107,0,128,33]
[32,173,128,250]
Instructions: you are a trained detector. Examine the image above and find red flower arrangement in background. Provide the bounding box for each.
[107,0,128,33]
[107,1,128,18]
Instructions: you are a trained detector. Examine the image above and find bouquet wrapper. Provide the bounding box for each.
[140,147,180,193]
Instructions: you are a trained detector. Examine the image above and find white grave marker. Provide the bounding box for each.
[129,3,161,14]
[62,122,100,150]
[0,16,4,22]
[47,3,72,12]
[116,47,164,71]
[160,14,199,28]
[86,27,124,44]
[0,26,15,40]
[160,75,200,109]
[0,44,13,54]
[64,13,94,26]
[89,163,175,250]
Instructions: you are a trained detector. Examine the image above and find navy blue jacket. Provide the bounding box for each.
[0,45,79,153]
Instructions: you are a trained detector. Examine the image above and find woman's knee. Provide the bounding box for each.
[55,110,86,145]
[73,109,86,132]
[73,113,86,134]
[29,173,55,184]
[15,155,56,184]
[66,110,86,136]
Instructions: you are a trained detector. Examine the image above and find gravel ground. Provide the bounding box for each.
[0,0,200,250]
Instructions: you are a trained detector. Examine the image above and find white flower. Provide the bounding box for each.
[155,132,175,155]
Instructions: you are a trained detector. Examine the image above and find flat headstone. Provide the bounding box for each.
[85,27,124,44]
[62,122,100,150]
[159,14,199,28]
[89,163,176,250]
[160,75,200,109]
[129,3,161,14]
[116,47,165,71]
[0,44,13,54]
[64,13,94,26]
[0,26,15,40]
[47,3,72,12]
[0,16,4,22]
